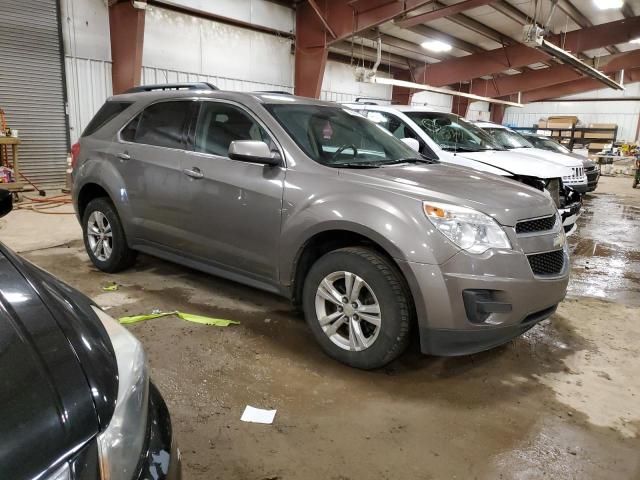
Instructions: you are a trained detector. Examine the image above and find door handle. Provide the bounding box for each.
[183,167,204,179]
[116,152,130,161]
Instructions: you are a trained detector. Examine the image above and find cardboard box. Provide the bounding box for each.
[548,115,579,125]
[547,122,574,130]
[588,142,609,150]
[588,123,616,129]
[537,120,547,128]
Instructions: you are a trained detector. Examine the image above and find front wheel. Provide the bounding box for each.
[302,247,412,369]
[82,197,136,273]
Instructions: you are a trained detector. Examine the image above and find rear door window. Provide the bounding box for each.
[82,101,132,137]
[123,101,192,149]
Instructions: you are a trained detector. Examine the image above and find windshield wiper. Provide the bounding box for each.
[380,157,437,165]
[330,163,381,169]
[440,146,488,153]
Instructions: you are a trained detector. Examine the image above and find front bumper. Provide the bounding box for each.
[397,242,569,356]
[136,381,181,480]
[559,200,581,235]
[586,169,599,192]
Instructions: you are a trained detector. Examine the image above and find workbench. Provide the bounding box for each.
[0,136,24,193]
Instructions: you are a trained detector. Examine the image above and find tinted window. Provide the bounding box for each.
[127,101,191,149]
[195,102,275,157]
[82,101,132,137]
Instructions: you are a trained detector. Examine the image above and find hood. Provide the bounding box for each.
[454,149,571,179]
[0,246,117,480]
[341,163,556,226]
[512,147,584,167]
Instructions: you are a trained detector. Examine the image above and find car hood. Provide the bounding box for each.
[341,163,556,226]
[454,149,571,178]
[0,245,117,479]
[511,147,584,167]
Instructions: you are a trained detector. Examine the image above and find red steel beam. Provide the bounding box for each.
[522,68,640,103]
[470,49,640,98]
[295,0,434,98]
[396,0,497,28]
[411,17,640,87]
[109,1,145,94]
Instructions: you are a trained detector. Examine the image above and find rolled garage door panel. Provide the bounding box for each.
[0,0,68,188]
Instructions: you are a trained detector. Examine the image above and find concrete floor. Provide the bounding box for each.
[2,176,639,479]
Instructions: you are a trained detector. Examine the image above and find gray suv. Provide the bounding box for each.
[72,85,569,369]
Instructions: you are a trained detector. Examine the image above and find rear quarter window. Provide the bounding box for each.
[82,101,132,137]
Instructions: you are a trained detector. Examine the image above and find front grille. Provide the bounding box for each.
[563,167,586,183]
[527,250,565,276]
[585,166,596,172]
[516,214,557,234]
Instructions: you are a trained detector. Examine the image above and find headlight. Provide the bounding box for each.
[91,307,149,480]
[423,201,511,254]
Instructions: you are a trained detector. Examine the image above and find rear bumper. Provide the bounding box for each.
[397,244,569,356]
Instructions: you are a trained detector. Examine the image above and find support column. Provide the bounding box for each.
[109,1,145,94]
[451,85,470,117]
[391,70,413,105]
[294,2,328,98]
[490,103,506,124]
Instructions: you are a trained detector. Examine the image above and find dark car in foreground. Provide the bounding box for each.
[0,189,180,479]
[522,133,599,192]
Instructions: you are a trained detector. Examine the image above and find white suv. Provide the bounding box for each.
[474,121,588,194]
[346,104,581,235]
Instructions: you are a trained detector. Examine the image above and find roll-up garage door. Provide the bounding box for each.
[0,0,68,187]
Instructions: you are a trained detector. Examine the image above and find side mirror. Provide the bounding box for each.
[0,189,13,218]
[401,138,420,152]
[228,140,281,166]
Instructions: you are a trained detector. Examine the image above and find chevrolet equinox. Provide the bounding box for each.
[72,85,569,369]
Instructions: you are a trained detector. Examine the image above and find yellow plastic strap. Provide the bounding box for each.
[119,311,239,327]
[102,283,119,291]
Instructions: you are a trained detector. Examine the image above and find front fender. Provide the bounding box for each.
[278,189,460,285]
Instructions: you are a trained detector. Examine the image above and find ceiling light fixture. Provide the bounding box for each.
[420,40,452,52]
[523,25,624,90]
[369,76,524,107]
[593,0,623,10]
[630,38,640,44]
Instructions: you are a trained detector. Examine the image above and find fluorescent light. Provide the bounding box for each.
[420,40,452,53]
[631,38,640,44]
[370,76,524,107]
[593,0,623,10]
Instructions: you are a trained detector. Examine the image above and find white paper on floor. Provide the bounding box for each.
[240,405,277,424]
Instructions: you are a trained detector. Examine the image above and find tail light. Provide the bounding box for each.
[70,142,80,170]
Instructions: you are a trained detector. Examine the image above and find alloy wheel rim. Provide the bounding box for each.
[314,271,382,352]
[87,211,113,262]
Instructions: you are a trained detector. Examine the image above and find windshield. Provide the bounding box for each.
[527,136,570,154]
[404,112,502,152]
[265,104,425,167]
[484,128,534,149]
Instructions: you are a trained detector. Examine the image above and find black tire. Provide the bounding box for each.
[82,197,136,273]
[302,247,412,369]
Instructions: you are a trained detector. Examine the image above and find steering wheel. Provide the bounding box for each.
[330,144,358,162]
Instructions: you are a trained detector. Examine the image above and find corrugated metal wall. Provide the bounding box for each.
[503,83,640,142]
[65,57,112,144]
[141,67,293,94]
[0,0,69,187]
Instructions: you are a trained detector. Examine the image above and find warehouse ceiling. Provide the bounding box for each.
[289,0,640,102]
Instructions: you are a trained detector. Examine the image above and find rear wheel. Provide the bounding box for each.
[82,197,136,272]
[302,247,412,369]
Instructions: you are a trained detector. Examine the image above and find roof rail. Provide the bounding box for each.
[254,90,293,95]
[125,82,218,93]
